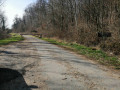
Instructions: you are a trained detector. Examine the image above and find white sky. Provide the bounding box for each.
[3,0,37,28]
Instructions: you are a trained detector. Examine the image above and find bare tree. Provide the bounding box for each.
[12,0,120,53]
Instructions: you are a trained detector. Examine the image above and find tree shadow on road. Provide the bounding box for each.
[0,51,18,54]
[0,68,38,90]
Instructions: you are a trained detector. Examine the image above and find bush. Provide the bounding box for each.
[100,40,120,55]
[0,31,9,39]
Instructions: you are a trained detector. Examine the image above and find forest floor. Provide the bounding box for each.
[0,35,120,90]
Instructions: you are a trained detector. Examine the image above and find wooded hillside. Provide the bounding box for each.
[12,0,120,55]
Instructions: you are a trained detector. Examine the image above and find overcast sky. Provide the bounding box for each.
[3,0,37,28]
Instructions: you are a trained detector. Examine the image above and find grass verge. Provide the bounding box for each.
[0,33,24,45]
[41,38,120,69]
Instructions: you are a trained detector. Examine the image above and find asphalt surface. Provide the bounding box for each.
[0,35,120,90]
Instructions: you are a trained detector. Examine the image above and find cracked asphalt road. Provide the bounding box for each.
[0,35,120,90]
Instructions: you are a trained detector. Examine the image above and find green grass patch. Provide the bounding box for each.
[41,38,120,69]
[0,33,24,45]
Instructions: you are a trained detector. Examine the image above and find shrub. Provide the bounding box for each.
[100,39,120,55]
[0,31,9,39]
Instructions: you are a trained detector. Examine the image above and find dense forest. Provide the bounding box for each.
[12,0,120,55]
